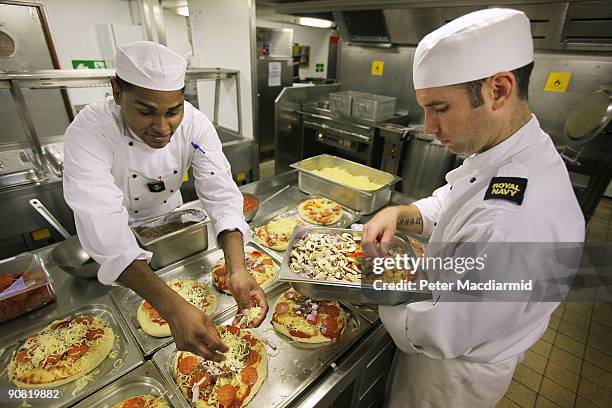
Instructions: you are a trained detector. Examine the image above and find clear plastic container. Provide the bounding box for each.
[0,253,55,322]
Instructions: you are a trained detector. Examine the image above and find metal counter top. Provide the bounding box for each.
[0,169,417,407]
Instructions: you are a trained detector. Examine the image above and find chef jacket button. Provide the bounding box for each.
[174,170,178,174]
[170,189,174,193]
[128,141,133,147]
[134,197,139,201]
[211,171,215,175]
[132,174,137,178]
[434,222,437,226]
[163,200,167,204]
[470,177,476,183]
[450,186,453,190]
[134,210,139,214]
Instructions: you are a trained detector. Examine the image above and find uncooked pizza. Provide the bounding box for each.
[271,288,347,343]
[112,395,169,408]
[254,215,307,251]
[8,315,114,388]
[211,250,277,294]
[173,325,267,408]
[137,279,217,338]
[297,198,343,225]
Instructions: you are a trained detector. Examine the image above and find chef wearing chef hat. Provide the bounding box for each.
[362,9,585,407]
[63,41,267,362]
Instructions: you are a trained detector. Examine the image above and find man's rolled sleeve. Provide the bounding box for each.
[214,216,251,246]
[411,183,451,238]
[96,248,152,285]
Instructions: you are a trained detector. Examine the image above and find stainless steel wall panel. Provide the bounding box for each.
[338,42,612,144]
[337,44,417,116]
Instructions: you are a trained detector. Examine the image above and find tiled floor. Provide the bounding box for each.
[498,198,612,408]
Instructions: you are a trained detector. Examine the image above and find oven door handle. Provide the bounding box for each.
[305,122,372,144]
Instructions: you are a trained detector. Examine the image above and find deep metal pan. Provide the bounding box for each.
[278,227,432,305]
[290,154,401,214]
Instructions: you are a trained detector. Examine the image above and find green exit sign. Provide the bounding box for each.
[71,60,107,69]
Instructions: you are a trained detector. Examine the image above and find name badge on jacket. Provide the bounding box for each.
[147,180,166,193]
[484,177,527,205]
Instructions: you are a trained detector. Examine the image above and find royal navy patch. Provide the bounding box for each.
[484,177,527,205]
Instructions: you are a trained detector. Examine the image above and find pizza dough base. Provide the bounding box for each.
[8,327,115,388]
[137,281,217,338]
[297,199,343,225]
[271,295,347,344]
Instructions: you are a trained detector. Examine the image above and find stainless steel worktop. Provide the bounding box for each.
[0,170,416,407]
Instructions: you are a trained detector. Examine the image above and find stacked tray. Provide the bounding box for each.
[109,242,282,356]
[73,361,183,408]
[278,227,432,306]
[152,282,373,408]
[0,295,143,408]
[250,196,361,260]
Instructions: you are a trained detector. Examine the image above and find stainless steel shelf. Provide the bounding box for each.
[0,68,240,89]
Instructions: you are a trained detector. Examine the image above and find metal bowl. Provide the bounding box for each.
[51,236,99,279]
[242,192,260,222]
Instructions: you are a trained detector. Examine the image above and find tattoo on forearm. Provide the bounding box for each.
[397,217,423,227]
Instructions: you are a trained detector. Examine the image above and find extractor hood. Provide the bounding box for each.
[333,10,390,45]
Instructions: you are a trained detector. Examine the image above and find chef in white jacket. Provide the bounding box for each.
[362,9,585,407]
[63,41,268,362]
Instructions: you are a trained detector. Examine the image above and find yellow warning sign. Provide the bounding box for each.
[544,72,572,93]
[371,60,384,76]
[32,228,51,241]
[182,172,189,182]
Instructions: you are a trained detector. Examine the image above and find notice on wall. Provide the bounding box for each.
[268,62,281,86]
[371,60,384,76]
[190,9,206,51]
[71,60,106,69]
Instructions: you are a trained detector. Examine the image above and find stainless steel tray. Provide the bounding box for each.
[250,199,360,260]
[72,361,183,408]
[131,201,210,270]
[290,154,401,214]
[152,282,373,408]
[0,295,143,408]
[109,242,282,357]
[278,227,432,306]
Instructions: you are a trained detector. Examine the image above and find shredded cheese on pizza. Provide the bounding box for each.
[174,326,266,407]
[169,279,212,310]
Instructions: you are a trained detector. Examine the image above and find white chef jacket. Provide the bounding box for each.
[380,115,585,407]
[63,97,250,285]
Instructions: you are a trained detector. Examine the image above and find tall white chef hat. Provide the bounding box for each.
[413,8,534,90]
[115,41,187,91]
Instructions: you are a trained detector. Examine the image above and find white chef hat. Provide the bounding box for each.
[115,41,187,91]
[413,8,534,90]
